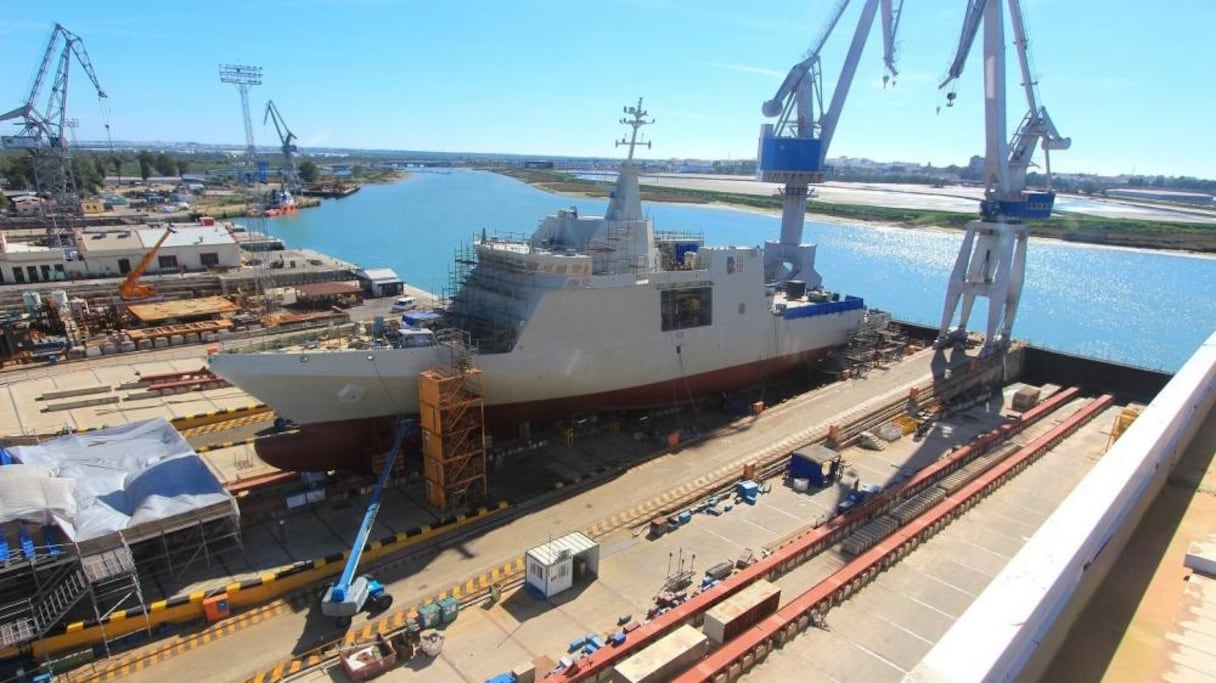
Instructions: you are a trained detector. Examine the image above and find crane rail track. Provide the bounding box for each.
[554,384,1086,682]
[69,354,1006,683]
[242,365,1005,683]
[674,392,1115,682]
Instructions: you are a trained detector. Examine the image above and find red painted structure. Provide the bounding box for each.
[673,393,1115,683]
[549,385,1084,681]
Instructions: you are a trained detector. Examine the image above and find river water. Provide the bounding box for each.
[265,170,1215,372]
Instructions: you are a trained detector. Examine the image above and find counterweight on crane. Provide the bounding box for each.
[0,23,107,235]
[934,0,1070,352]
[757,0,903,286]
[263,100,301,193]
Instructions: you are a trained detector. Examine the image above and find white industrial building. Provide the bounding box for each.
[355,267,405,298]
[0,223,242,285]
[524,531,599,599]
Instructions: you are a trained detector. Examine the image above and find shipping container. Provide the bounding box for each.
[701,579,781,645]
[612,624,708,683]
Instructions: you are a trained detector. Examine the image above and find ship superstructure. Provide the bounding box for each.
[209,102,880,469]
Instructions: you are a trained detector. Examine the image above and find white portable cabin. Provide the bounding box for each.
[525,531,599,598]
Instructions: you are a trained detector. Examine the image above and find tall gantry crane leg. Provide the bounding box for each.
[937,219,1027,351]
[936,0,1068,353]
[938,0,1021,352]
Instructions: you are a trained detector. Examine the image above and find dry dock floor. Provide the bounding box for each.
[751,396,1116,683]
[277,391,1117,683]
[85,346,1086,683]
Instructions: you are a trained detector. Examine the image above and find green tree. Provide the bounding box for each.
[154,152,177,177]
[1,154,36,190]
[71,156,104,195]
[176,158,190,176]
[110,154,124,179]
[298,159,319,184]
[92,155,107,179]
[351,163,365,178]
[136,150,155,181]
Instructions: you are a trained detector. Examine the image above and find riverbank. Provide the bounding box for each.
[495,168,1216,254]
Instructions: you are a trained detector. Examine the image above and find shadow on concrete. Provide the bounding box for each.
[290,596,351,656]
[1037,414,1216,683]
[499,584,552,624]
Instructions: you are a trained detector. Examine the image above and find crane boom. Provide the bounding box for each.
[0,23,107,246]
[940,0,987,90]
[0,23,106,148]
[263,100,300,192]
[935,0,1070,353]
[120,227,177,300]
[757,0,902,285]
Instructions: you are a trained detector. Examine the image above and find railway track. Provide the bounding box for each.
[674,392,1115,682]
[609,357,997,538]
[232,368,987,682]
[554,385,1092,682]
[71,353,1004,683]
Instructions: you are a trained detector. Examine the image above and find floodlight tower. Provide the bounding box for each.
[218,64,262,181]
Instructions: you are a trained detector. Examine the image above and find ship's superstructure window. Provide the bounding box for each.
[661,287,713,331]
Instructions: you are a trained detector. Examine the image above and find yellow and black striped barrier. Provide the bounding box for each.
[241,556,527,683]
[170,403,270,431]
[15,500,511,661]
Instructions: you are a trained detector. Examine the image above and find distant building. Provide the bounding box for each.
[72,225,242,277]
[11,195,43,217]
[1106,188,1215,206]
[355,267,404,298]
[0,233,67,284]
[0,222,242,285]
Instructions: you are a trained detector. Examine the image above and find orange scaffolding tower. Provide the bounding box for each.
[419,365,488,511]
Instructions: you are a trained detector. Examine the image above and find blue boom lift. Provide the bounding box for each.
[321,420,413,627]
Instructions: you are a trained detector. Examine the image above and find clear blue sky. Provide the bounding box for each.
[2,0,1212,178]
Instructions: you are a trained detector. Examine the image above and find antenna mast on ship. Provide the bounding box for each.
[606,98,654,225]
[616,98,654,165]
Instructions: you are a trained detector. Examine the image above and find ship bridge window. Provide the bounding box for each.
[661,287,713,332]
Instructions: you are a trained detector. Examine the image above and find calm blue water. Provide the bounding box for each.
[264,171,1215,372]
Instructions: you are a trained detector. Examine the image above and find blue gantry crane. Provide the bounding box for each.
[757,0,903,286]
[321,419,415,627]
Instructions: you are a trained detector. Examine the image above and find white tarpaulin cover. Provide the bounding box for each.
[0,464,78,526]
[4,417,236,543]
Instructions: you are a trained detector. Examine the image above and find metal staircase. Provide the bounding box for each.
[0,562,90,648]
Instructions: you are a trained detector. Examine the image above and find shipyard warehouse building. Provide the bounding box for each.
[0,225,242,284]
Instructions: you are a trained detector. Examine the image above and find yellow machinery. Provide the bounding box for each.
[119,226,176,299]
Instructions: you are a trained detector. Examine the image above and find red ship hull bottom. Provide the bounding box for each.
[254,349,829,472]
